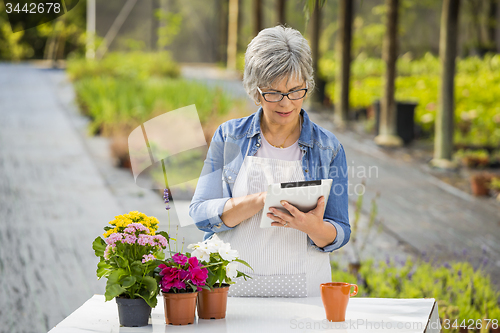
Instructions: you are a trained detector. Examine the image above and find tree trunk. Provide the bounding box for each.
[253,0,263,37]
[310,0,324,107]
[227,0,239,70]
[432,0,460,168]
[375,0,403,147]
[276,0,286,25]
[334,0,354,126]
[487,0,498,52]
[217,0,229,63]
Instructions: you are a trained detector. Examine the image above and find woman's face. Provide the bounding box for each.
[258,76,307,127]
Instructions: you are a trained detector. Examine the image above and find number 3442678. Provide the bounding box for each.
[443,319,498,330]
[5,2,61,14]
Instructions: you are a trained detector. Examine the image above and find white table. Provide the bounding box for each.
[48,295,441,333]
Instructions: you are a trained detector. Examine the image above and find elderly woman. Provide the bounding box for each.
[189,26,350,297]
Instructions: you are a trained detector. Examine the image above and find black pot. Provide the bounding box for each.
[373,101,418,145]
[116,297,152,327]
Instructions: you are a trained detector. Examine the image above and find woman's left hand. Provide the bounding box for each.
[268,196,326,234]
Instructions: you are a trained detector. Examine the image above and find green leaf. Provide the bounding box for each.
[130,261,143,275]
[96,260,112,279]
[105,281,126,301]
[121,276,136,288]
[234,259,253,270]
[107,268,127,284]
[218,266,226,284]
[92,237,106,257]
[116,257,129,268]
[155,251,165,260]
[142,276,158,296]
[157,231,170,242]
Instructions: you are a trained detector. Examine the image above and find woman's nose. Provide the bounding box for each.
[278,95,292,107]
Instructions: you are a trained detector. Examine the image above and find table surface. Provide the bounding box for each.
[48,295,440,333]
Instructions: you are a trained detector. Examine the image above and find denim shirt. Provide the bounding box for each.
[189,108,350,253]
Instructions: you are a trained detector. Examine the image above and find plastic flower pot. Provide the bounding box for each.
[197,285,230,319]
[162,291,198,325]
[115,297,151,327]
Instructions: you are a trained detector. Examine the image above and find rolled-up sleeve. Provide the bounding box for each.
[309,144,351,252]
[189,126,235,234]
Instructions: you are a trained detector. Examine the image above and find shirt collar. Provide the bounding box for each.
[247,107,314,148]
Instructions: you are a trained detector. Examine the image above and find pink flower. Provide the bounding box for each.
[153,235,168,247]
[106,233,122,245]
[142,254,155,263]
[124,234,137,244]
[189,266,208,287]
[137,234,152,246]
[188,256,199,269]
[173,253,188,265]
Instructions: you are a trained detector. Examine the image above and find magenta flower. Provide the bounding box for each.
[189,266,208,287]
[173,253,188,265]
[188,256,199,269]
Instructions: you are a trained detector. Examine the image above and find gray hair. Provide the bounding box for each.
[243,25,315,103]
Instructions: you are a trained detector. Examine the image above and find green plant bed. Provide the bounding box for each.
[67,51,180,81]
[73,76,235,136]
[320,53,500,147]
[331,259,500,333]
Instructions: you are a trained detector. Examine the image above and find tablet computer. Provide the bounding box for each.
[260,179,333,228]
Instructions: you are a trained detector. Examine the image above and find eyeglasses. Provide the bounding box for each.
[257,86,308,103]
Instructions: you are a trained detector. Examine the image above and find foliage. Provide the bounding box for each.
[72,75,233,136]
[488,177,500,191]
[92,212,169,308]
[66,51,180,81]
[332,259,500,333]
[454,149,490,168]
[0,2,33,60]
[319,53,500,146]
[349,180,380,264]
[188,234,252,288]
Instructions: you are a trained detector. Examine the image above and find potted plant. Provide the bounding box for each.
[92,211,169,327]
[455,149,490,169]
[188,234,252,319]
[157,253,209,325]
[488,176,500,200]
[470,172,494,196]
[348,179,380,275]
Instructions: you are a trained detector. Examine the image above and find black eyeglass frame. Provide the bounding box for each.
[257,86,308,103]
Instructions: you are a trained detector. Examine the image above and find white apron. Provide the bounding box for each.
[218,155,331,297]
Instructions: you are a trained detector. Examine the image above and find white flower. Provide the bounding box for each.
[192,248,210,262]
[225,262,238,279]
[187,242,199,250]
[206,234,224,253]
[218,243,239,261]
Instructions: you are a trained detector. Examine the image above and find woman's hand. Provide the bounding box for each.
[266,196,337,248]
[267,196,325,232]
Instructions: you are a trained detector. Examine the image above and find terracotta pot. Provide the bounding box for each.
[470,173,493,196]
[320,282,358,322]
[197,285,230,319]
[162,291,198,325]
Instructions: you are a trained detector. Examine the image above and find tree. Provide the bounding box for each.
[276,0,286,25]
[227,0,239,70]
[431,0,461,169]
[374,0,403,147]
[253,0,263,36]
[334,0,354,126]
[310,0,326,107]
